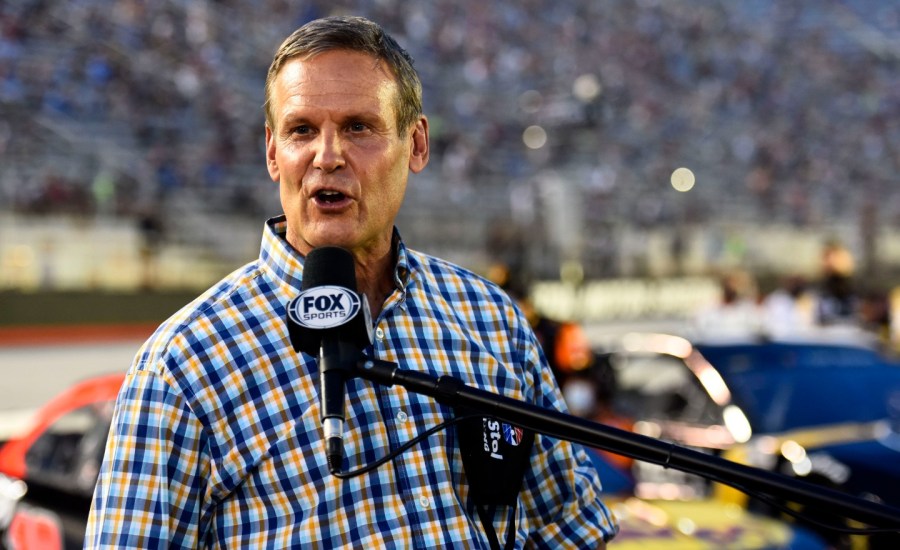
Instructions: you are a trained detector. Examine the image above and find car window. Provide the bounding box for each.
[24,402,113,493]
[610,352,722,426]
[689,343,900,432]
[696,343,889,374]
[724,366,900,432]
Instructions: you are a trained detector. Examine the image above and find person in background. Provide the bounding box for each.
[85,16,617,548]
[486,262,595,386]
[559,356,634,472]
[858,289,893,348]
[761,274,815,337]
[815,239,859,327]
[693,270,763,337]
[486,263,633,488]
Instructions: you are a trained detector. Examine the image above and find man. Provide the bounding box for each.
[86,16,618,548]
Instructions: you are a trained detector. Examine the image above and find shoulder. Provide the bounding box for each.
[405,249,514,307]
[134,260,274,379]
[403,249,539,354]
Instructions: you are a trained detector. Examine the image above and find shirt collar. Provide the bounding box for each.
[392,227,412,291]
[259,215,305,291]
[260,215,412,293]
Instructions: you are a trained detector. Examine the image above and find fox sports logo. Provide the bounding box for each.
[288,286,361,330]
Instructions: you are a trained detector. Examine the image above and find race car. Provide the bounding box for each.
[590,331,900,548]
[0,372,123,549]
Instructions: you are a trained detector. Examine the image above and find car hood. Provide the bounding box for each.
[803,432,900,506]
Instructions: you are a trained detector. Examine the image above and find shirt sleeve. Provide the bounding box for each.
[521,435,618,546]
[517,324,619,547]
[85,366,211,549]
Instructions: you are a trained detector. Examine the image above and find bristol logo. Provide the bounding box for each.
[502,423,524,447]
[287,286,361,330]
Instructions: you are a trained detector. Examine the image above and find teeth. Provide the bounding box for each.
[317,190,345,203]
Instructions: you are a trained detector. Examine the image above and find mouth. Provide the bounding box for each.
[312,189,351,208]
[315,189,346,203]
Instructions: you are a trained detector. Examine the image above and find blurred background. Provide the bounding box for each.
[3,0,900,330]
[3,2,900,400]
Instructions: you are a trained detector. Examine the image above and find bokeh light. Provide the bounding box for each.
[670,167,696,192]
[523,125,548,149]
[572,74,602,102]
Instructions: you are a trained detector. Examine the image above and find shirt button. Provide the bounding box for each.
[397,410,408,423]
[375,327,385,340]
[418,495,432,509]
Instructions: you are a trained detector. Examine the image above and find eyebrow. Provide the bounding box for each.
[280,108,390,131]
[279,113,309,128]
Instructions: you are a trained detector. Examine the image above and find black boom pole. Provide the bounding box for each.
[355,357,900,530]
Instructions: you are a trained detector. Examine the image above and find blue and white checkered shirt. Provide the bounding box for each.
[86,216,618,548]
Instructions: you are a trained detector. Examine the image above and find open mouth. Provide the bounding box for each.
[316,190,347,204]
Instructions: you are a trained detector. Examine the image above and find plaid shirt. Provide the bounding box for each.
[86,216,618,549]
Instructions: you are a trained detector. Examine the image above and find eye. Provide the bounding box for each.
[291,124,312,136]
[348,121,368,133]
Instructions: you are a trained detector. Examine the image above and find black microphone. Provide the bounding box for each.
[286,246,372,474]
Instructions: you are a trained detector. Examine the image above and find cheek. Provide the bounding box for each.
[278,176,305,216]
[275,143,311,177]
[379,179,407,219]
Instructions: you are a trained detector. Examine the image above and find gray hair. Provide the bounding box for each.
[264,16,423,135]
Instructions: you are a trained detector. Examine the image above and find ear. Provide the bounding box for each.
[408,116,430,174]
[265,124,280,183]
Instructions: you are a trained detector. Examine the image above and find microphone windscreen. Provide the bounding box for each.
[302,246,358,292]
[287,246,372,356]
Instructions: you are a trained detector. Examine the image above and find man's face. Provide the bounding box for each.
[265,49,429,260]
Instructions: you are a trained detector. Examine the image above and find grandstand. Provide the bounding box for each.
[2,0,900,287]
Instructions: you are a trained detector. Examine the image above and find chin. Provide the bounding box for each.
[288,221,353,249]
[306,233,362,253]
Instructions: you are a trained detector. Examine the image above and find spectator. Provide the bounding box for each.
[762,274,815,337]
[815,239,858,326]
[2,0,899,247]
[693,270,763,337]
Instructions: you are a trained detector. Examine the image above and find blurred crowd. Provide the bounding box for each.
[694,239,896,348]
[2,0,900,235]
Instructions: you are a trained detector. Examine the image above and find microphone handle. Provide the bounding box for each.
[319,338,356,473]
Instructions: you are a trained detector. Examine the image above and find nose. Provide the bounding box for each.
[313,129,345,173]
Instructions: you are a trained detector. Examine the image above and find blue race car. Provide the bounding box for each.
[591,332,900,549]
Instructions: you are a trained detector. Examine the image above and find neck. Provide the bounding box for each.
[354,249,395,321]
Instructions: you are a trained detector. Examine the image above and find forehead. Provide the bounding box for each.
[270,50,398,122]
